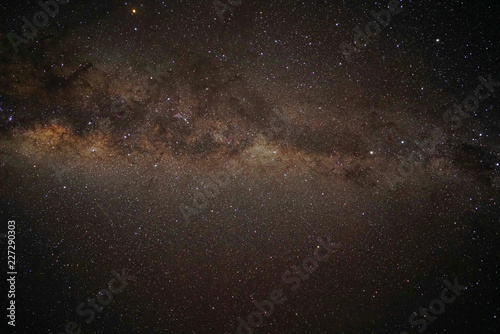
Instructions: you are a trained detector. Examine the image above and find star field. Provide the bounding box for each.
[1,1,499,333]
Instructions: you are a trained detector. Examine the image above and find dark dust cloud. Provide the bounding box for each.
[1,0,499,333]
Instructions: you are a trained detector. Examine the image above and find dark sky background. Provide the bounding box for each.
[1,1,499,333]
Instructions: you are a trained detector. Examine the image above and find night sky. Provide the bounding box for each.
[1,0,500,333]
